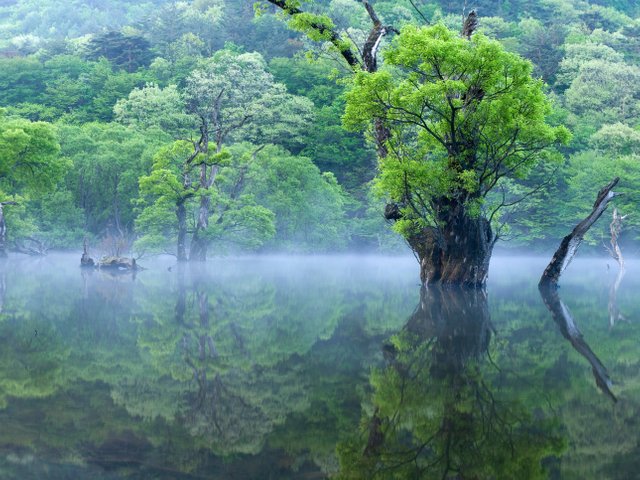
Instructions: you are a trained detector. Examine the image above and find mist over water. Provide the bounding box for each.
[0,254,638,479]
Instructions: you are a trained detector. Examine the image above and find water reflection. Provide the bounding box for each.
[608,265,626,328]
[338,286,564,479]
[539,283,617,402]
[0,255,638,479]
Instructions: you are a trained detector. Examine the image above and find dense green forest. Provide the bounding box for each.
[1,0,640,259]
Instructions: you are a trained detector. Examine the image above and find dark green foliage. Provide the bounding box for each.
[84,31,153,72]
[0,0,639,253]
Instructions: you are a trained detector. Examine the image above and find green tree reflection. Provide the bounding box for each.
[338,287,565,480]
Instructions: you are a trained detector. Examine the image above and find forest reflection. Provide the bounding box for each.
[338,286,565,479]
[0,256,639,479]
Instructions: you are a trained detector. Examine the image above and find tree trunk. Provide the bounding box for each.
[189,162,218,262]
[0,201,17,258]
[176,200,188,262]
[0,203,8,258]
[407,203,494,287]
[540,177,620,288]
[189,196,210,262]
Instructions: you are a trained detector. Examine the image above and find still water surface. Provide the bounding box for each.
[0,254,638,479]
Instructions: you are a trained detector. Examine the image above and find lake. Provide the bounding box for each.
[0,254,638,479]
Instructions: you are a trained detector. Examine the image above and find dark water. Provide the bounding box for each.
[0,254,638,479]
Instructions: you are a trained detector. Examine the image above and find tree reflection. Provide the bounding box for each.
[338,287,564,480]
[608,265,626,329]
[539,283,617,402]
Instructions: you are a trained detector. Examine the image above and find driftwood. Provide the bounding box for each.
[539,177,621,287]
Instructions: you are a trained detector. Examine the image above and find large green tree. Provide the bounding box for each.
[0,111,64,256]
[118,48,313,260]
[344,24,569,285]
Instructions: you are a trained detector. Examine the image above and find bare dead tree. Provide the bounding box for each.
[461,10,479,39]
[539,177,621,287]
[538,179,621,401]
[606,208,627,268]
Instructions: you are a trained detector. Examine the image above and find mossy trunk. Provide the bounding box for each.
[408,204,493,287]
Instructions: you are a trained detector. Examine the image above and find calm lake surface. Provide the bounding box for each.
[0,254,638,479]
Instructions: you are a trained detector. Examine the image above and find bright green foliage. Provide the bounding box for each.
[556,42,624,89]
[0,111,63,196]
[241,144,347,250]
[59,122,169,235]
[184,49,314,151]
[0,111,68,247]
[114,83,194,135]
[134,141,276,254]
[0,55,147,123]
[565,59,640,123]
[590,123,640,156]
[344,24,569,236]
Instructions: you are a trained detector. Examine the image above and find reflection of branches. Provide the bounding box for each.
[539,284,617,402]
[344,287,561,479]
[608,266,626,329]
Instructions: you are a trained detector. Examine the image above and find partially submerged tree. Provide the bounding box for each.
[264,3,569,286]
[346,25,569,286]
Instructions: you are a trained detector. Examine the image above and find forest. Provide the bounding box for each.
[2,2,640,478]
[1,0,640,275]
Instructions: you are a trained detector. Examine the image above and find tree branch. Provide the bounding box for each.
[540,177,621,287]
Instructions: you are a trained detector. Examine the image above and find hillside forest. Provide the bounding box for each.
[1,0,640,264]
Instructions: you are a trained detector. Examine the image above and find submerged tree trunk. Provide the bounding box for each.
[540,177,620,288]
[403,201,494,287]
[189,156,219,262]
